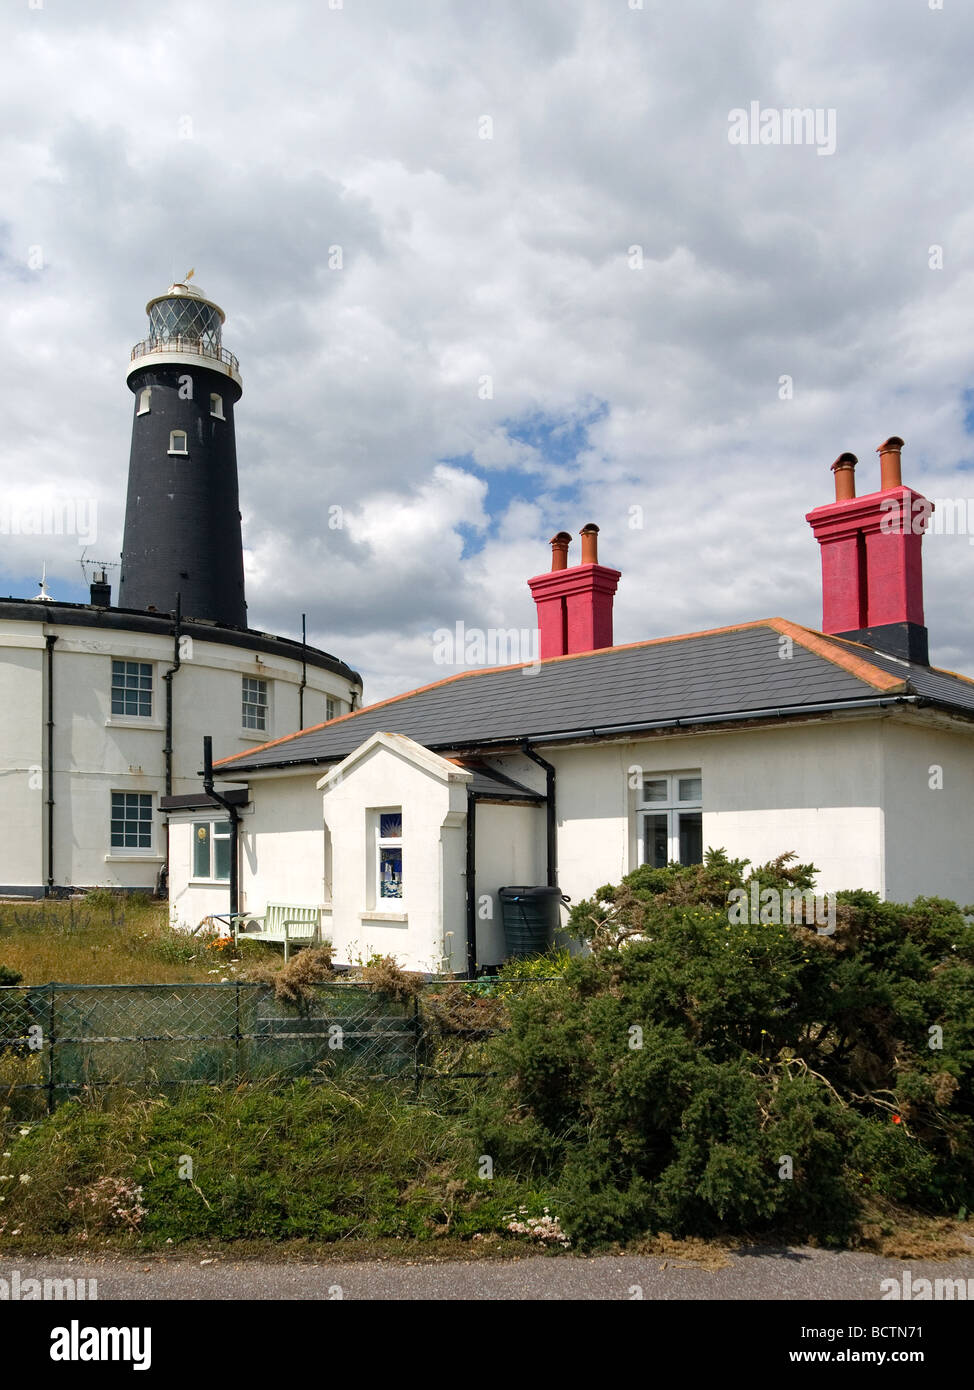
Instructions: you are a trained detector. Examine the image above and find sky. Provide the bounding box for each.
[2,0,973,703]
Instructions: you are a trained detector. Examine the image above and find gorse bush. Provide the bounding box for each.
[473,850,974,1248]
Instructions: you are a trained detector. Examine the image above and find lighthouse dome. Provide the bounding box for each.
[128,276,240,388]
[145,281,225,355]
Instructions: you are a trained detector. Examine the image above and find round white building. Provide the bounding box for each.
[0,281,361,897]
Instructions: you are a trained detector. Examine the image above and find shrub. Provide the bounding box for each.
[473,850,974,1248]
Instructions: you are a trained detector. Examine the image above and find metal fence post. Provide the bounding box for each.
[47,982,56,1114]
[235,982,241,1082]
[412,993,421,1098]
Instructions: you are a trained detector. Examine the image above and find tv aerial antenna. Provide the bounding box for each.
[80,550,120,585]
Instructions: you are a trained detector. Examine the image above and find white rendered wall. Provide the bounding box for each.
[0,640,44,890]
[167,775,327,931]
[320,744,470,974]
[486,719,889,909]
[473,802,544,967]
[165,711,974,973]
[0,614,356,892]
[166,818,234,927]
[880,716,974,905]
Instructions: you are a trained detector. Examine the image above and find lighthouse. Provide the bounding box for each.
[119,277,247,627]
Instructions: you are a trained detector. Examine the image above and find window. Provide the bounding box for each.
[169,429,188,454]
[377,811,403,900]
[242,676,268,731]
[111,659,152,718]
[637,772,703,868]
[209,393,224,419]
[137,388,151,415]
[111,792,153,850]
[193,820,231,881]
[326,696,337,721]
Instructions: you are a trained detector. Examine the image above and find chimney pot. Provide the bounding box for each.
[877,436,904,491]
[549,531,572,571]
[831,452,858,502]
[579,523,600,565]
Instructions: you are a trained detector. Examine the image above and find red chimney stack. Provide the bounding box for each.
[805,437,931,664]
[528,525,621,659]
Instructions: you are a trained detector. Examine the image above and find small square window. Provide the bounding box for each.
[642,778,668,803]
[169,430,188,455]
[678,777,702,802]
[210,393,224,420]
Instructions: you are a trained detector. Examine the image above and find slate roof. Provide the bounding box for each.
[215,617,974,777]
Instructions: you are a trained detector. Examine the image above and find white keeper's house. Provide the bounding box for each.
[166,437,974,975]
[0,280,361,897]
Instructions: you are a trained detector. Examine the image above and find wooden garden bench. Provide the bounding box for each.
[230,903,323,961]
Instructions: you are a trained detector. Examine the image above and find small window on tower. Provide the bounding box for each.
[210,393,224,420]
[169,430,188,455]
[137,388,151,416]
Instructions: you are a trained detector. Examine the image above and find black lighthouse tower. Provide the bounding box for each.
[119,278,247,627]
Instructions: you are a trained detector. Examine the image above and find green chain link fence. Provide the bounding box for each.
[0,978,561,1119]
[0,982,426,1116]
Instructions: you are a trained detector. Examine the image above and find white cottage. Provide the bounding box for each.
[165,438,974,973]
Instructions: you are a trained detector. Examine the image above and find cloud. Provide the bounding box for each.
[2,0,973,703]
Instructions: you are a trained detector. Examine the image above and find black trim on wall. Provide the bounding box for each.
[44,634,57,894]
[0,599,361,687]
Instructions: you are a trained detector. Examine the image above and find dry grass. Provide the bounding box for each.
[0,896,280,985]
[625,1231,734,1271]
[355,955,425,1002]
[858,1207,974,1260]
[240,944,336,1004]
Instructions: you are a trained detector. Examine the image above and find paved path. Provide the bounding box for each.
[6,1247,974,1300]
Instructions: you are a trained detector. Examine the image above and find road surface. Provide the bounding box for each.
[6,1246,974,1300]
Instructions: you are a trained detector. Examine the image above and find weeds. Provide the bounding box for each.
[0,1078,551,1247]
[0,898,281,985]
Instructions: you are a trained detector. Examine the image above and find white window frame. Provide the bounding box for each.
[375,809,404,905]
[191,819,232,883]
[110,658,153,719]
[209,392,225,420]
[326,696,337,721]
[242,676,268,733]
[110,791,154,853]
[168,429,188,455]
[636,771,703,868]
[137,387,152,416]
